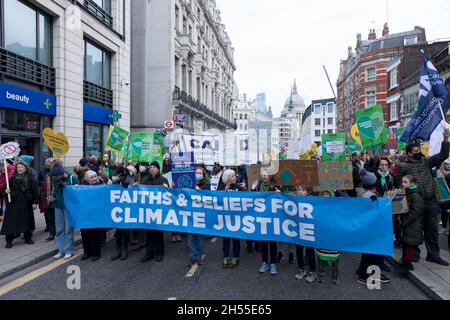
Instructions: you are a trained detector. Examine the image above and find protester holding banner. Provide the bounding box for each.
[74,158,90,183]
[220,169,245,269]
[251,170,279,275]
[51,160,78,260]
[140,161,170,263]
[210,162,224,191]
[39,158,56,242]
[1,162,39,248]
[394,128,450,266]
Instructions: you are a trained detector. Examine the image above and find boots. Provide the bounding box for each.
[111,249,122,261]
[120,248,128,261]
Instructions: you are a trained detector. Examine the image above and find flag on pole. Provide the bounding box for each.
[400,52,450,143]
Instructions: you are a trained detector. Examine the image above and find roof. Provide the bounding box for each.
[302,105,312,125]
[367,27,426,52]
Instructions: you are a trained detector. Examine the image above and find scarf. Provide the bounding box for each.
[408,185,418,190]
[260,181,271,192]
[378,170,389,190]
[15,174,29,192]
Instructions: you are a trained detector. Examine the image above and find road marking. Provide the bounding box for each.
[0,251,83,297]
[210,237,217,243]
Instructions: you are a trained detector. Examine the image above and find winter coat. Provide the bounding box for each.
[220,182,245,192]
[374,171,395,196]
[197,180,211,190]
[395,141,450,200]
[0,164,15,191]
[52,172,78,209]
[141,174,169,187]
[348,160,363,197]
[402,187,424,246]
[39,170,54,210]
[1,173,39,235]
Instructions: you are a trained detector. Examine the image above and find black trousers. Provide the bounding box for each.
[358,254,384,279]
[423,200,441,260]
[5,231,32,244]
[296,245,316,271]
[439,203,450,228]
[393,216,402,241]
[145,230,164,256]
[261,241,277,264]
[44,208,56,237]
[81,228,102,257]
[223,237,240,258]
[115,229,130,250]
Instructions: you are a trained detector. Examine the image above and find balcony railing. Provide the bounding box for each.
[173,86,236,129]
[83,80,113,107]
[82,0,113,28]
[0,48,55,89]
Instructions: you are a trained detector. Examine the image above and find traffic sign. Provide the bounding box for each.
[164,120,175,130]
[0,142,21,160]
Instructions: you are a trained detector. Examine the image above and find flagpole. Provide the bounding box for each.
[438,99,448,125]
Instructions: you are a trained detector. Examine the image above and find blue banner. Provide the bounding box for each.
[170,152,196,188]
[64,185,393,256]
[0,81,56,116]
[401,54,450,143]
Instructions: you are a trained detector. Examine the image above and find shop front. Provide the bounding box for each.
[83,103,113,158]
[0,82,56,171]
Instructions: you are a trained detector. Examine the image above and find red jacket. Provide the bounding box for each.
[0,164,15,191]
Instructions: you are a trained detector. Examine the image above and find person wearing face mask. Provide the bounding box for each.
[136,162,150,184]
[394,128,450,266]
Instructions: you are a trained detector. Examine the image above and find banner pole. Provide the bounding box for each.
[4,159,11,203]
[438,100,448,125]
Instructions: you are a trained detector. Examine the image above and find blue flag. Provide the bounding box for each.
[400,53,450,143]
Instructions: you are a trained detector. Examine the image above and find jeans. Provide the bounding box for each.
[318,258,339,280]
[188,234,204,260]
[223,237,240,258]
[261,241,277,264]
[296,245,316,271]
[423,200,441,260]
[55,208,75,255]
[44,208,56,237]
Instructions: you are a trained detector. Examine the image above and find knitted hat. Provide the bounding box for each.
[359,168,377,189]
[19,155,34,166]
[222,169,236,184]
[79,158,89,167]
[50,165,65,177]
[150,161,160,170]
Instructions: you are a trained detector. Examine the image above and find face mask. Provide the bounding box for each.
[139,166,147,173]
[196,174,203,181]
[413,153,423,161]
[112,176,120,182]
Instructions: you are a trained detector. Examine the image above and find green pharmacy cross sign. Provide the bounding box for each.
[43,98,52,110]
[111,110,122,123]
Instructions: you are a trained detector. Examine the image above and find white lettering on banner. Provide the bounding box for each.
[6,91,30,104]
[193,212,205,228]
[112,207,123,223]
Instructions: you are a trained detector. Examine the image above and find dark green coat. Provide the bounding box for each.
[402,188,424,246]
[395,141,449,200]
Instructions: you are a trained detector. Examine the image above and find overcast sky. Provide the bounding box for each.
[216,0,450,117]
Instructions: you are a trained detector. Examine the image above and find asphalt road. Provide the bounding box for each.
[0,233,429,300]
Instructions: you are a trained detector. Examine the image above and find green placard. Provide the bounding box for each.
[435,177,450,203]
[106,126,129,152]
[355,105,388,150]
[348,137,363,154]
[130,132,166,166]
[397,128,407,151]
[321,133,346,162]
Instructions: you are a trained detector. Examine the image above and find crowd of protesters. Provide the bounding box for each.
[1,128,450,286]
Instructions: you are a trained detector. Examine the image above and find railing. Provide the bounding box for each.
[173,86,236,129]
[83,80,113,107]
[0,48,55,89]
[82,0,113,28]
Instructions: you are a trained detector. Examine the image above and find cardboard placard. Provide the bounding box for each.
[246,164,261,189]
[386,189,409,215]
[313,162,353,192]
[434,177,450,203]
[275,160,318,187]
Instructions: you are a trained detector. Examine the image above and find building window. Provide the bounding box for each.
[390,101,398,121]
[389,68,398,89]
[244,114,247,120]
[314,104,321,114]
[404,37,418,46]
[84,40,111,89]
[4,0,52,65]
[328,129,333,134]
[327,103,334,113]
[315,130,321,137]
[92,0,111,13]
[315,119,321,126]
[365,88,376,108]
[84,122,108,158]
[328,117,333,125]
[366,67,376,82]
[175,5,180,32]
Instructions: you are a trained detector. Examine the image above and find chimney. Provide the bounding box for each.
[368,29,377,40]
[382,23,389,36]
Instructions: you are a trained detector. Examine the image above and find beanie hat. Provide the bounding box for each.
[359,168,377,189]
[50,165,65,177]
[79,158,89,167]
[19,155,34,166]
[222,169,236,184]
[150,161,161,170]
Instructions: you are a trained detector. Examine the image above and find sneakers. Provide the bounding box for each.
[53,253,64,259]
[380,274,390,283]
[357,277,367,285]
[259,262,270,273]
[333,278,340,285]
[44,236,55,242]
[196,257,205,265]
[223,258,231,269]
[176,234,182,242]
[171,235,177,243]
[230,258,239,268]
[64,254,73,260]
[306,272,317,283]
[426,256,450,266]
[295,269,307,280]
[270,264,278,275]
[188,259,196,268]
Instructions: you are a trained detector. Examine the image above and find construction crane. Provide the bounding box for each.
[322,65,336,99]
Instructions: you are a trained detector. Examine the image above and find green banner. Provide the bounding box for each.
[348,137,363,154]
[397,128,407,151]
[321,133,346,162]
[130,132,166,165]
[106,126,129,152]
[355,105,388,150]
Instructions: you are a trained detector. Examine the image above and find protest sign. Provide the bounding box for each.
[351,123,362,145]
[106,126,129,152]
[275,160,319,187]
[313,162,353,192]
[179,134,219,166]
[397,128,407,151]
[130,132,166,165]
[246,164,261,189]
[322,133,346,162]
[386,128,398,150]
[348,138,362,154]
[434,177,450,203]
[43,128,69,158]
[0,142,20,203]
[386,190,409,215]
[170,152,196,189]
[64,185,393,256]
[356,105,388,150]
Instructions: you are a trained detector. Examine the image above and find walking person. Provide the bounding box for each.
[395,128,450,266]
[220,169,245,269]
[1,162,39,248]
[80,171,104,261]
[140,161,170,263]
[39,158,56,242]
[51,160,78,260]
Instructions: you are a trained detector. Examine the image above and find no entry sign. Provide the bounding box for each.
[0,142,21,160]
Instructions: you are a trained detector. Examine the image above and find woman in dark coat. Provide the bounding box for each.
[1,163,39,248]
